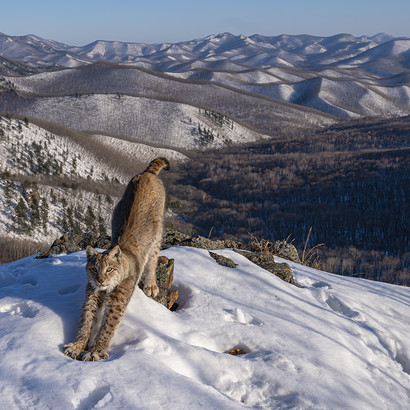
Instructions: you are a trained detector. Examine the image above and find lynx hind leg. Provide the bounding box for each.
[142,243,160,297]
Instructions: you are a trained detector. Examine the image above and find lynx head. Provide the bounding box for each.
[86,245,123,292]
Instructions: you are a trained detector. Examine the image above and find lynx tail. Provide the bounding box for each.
[145,157,170,175]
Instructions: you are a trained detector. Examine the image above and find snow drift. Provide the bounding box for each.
[0,246,409,409]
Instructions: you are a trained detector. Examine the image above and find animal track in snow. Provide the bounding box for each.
[71,380,112,410]
[223,308,263,326]
[303,278,364,322]
[312,281,331,289]
[325,295,364,321]
[366,327,410,376]
[0,301,39,318]
[222,350,301,407]
[19,276,38,287]
[294,275,331,290]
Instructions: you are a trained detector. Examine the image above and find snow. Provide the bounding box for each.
[2,32,407,74]
[1,93,266,149]
[0,117,125,244]
[89,134,189,163]
[0,246,409,409]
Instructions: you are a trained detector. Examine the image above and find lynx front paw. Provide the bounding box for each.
[143,283,159,297]
[81,350,109,361]
[64,342,85,360]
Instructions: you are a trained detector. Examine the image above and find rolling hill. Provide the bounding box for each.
[0,32,408,127]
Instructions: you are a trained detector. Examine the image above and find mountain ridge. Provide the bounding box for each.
[1,31,408,121]
[1,31,409,73]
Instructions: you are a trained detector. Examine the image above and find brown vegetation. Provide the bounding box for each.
[0,236,49,264]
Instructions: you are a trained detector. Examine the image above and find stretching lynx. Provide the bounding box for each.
[64,157,169,361]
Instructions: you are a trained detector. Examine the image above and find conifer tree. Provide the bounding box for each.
[14,198,30,233]
[85,206,95,230]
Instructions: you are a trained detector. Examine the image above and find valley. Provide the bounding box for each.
[0,31,409,285]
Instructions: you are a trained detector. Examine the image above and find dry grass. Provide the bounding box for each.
[301,227,324,269]
[248,232,274,254]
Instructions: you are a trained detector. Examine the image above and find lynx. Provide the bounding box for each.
[64,157,169,361]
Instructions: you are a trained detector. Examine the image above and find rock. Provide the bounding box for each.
[234,249,294,284]
[227,348,248,356]
[40,229,242,257]
[249,236,300,263]
[36,232,111,258]
[272,240,301,263]
[161,229,192,249]
[139,256,178,310]
[162,228,242,250]
[156,255,175,289]
[208,251,237,268]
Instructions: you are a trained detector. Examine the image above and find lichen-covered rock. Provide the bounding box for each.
[234,249,294,284]
[189,236,227,250]
[139,256,178,309]
[273,240,301,263]
[161,229,193,249]
[36,232,111,258]
[209,251,237,268]
[162,228,242,250]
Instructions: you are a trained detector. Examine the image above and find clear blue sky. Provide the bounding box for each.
[1,0,409,45]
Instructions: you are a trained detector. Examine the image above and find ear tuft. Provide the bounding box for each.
[86,245,98,258]
[109,245,121,260]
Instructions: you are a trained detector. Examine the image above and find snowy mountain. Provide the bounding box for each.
[0,64,331,141]
[1,32,408,74]
[0,246,409,408]
[0,32,409,122]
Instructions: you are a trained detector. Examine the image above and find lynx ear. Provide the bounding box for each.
[86,245,98,258]
[108,245,121,260]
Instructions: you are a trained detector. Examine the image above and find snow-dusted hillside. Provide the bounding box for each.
[167,66,410,118]
[0,117,122,181]
[2,63,333,139]
[1,32,409,122]
[0,116,185,244]
[1,32,408,74]
[0,93,268,149]
[0,247,409,408]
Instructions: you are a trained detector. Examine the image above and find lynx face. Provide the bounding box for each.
[86,246,123,292]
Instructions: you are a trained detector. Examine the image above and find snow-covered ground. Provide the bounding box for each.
[0,246,409,409]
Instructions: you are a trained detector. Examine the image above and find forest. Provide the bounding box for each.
[0,114,409,286]
[166,116,410,285]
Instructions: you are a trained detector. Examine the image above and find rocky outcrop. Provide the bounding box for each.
[234,249,294,284]
[161,228,242,250]
[209,251,237,268]
[139,256,178,310]
[36,232,111,258]
[271,240,301,264]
